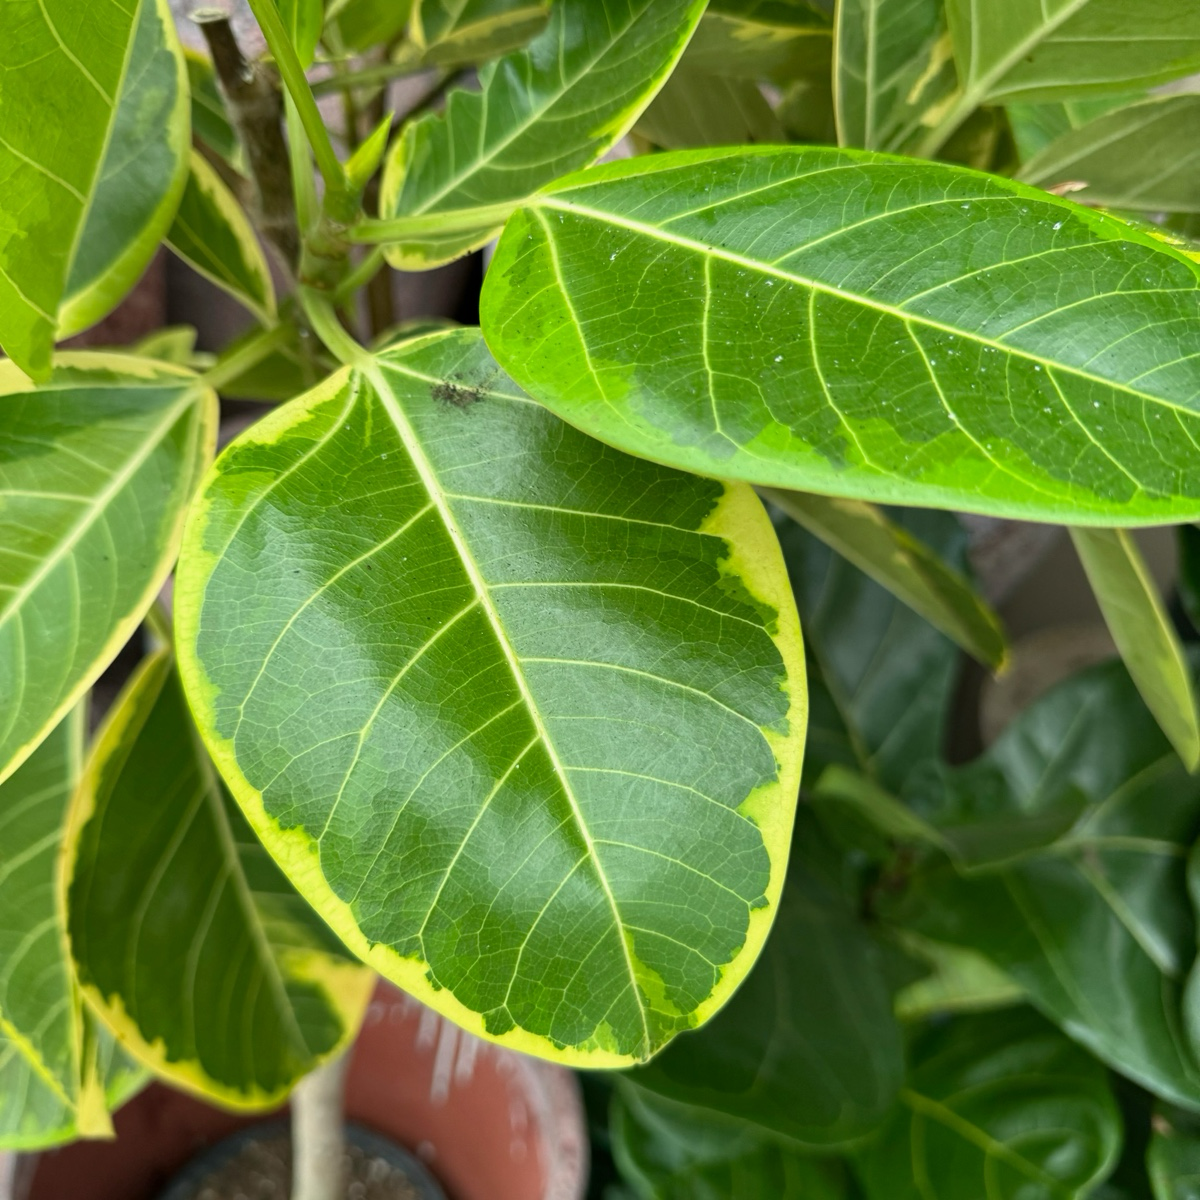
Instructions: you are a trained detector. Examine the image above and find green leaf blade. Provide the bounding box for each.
[65,646,373,1109]
[376,0,706,268]
[177,329,806,1066]
[482,146,1200,526]
[0,355,216,786]
[1071,527,1200,771]
[0,0,189,376]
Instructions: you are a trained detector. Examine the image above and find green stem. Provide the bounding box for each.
[301,289,366,367]
[243,0,345,197]
[199,322,294,392]
[350,202,516,242]
[335,246,386,304]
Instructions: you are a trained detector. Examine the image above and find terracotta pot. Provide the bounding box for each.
[11,981,587,1200]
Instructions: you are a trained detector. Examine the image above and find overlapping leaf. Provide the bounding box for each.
[166,151,275,324]
[1020,96,1200,214]
[859,1008,1121,1199]
[685,0,832,83]
[0,0,189,378]
[66,646,373,1108]
[627,813,903,1147]
[375,0,705,267]
[1149,1108,1200,1200]
[0,706,145,1149]
[482,147,1200,525]
[612,1085,848,1200]
[635,70,783,151]
[405,0,549,66]
[894,659,1200,1110]
[0,355,216,786]
[176,328,805,1066]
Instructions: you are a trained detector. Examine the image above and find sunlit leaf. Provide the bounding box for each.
[66,645,373,1108]
[859,1008,1121,1200]
[375,0,705,268]
[176,328,805,1066]
[0,354,216,786]
[482,146,1200,525]
[1071,527,1200,770]
[0,0,189,378]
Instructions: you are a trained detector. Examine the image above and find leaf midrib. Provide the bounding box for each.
[365,358,652,1055]
[534,194,1200,424]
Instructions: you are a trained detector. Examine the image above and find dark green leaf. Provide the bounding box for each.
[891,929,1023,1020]
[185,50,241,165]
[895,659,1200,1109]
[1150,1107,1200,1200]
[774,505,961,792]
[0,355,216,786]
[405,0,549,66]
[482,146,1200,525]
[1020,96,1200,215]
[628,817,903,1148]
[859,1007,1121,1199]
[1071,527,1200,770]
[766,489,1006,668]
[375,0,704,267]
[166,151,276,323]
[176,328,805,1066]
[612,1085,848,1200]
[635,70,783,150]
[0,0,190,377]
[685,0,832,83]
[66,646,373,1108]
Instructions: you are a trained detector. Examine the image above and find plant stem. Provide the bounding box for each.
[291,1051,349,1200]
[192,9,299,269]
[200,321,294,393]
[242,0,347,198]
[302,289,367,366]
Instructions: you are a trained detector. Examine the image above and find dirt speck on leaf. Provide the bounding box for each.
[431,380,484,408]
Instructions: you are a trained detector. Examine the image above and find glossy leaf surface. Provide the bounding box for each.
[0,0,189,378]
[0,355,216,786]
[177,329,805,1066]
[166,151,275,324]
[859,1008,1121,1199]
[896,659,1200,1109]
[1071,527,1200,770]
[483,147,1200,525]
[377,0,704,268]
[628,814,903,1147]
[612,1085,847,1200]
[1020,96,1200,215]
[407,0,549,66]
[833,0,950,151]
[66,647,372,1108]
[766,489,1006,669]
[0,707,144,1149]
[773,506,961,792]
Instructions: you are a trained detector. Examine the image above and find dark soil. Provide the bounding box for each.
[178,1132,427,1200]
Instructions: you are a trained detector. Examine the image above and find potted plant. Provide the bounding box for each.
[2,0,1200,1196]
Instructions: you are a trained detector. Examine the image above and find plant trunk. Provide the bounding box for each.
[291,1051,349,1200]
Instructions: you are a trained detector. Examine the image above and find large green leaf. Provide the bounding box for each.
[176,328,805,1067]
[482,146,1200,526]
[0,0,189,378]
[773,505,961,792]
[0,706,145,1149]
[406,0,549,66]
[833,0,952,151]
[684,0,831,83]
[1020,96,1200,215]
[1007,94,1136,162]
[611,1085,848,1200]
[894,659,1200,1110]
[0,354,216,786]
[66,644,373,1109]
[634,69,783,151]
[859,1007,1121,1200]
[375,0,705,268]
[923,0,1200,155]
[1070,527,1200,770]
[627,813,903,1147]
[166,151,276,324]
[766,489,1006,669]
